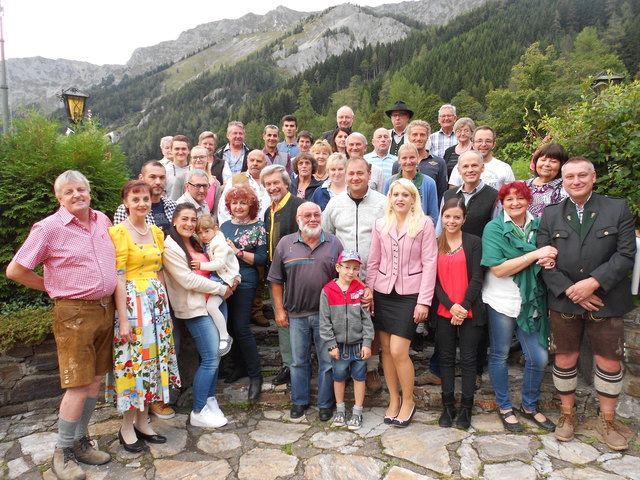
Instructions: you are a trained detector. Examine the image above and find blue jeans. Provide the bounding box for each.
[487,305,548,412]
[226,287,261,379]
[289,314,334,408]
[183,315,220,412]
[332,343,367,382]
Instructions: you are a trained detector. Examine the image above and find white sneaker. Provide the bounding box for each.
[206,396,224,418]
[190,405,228,428]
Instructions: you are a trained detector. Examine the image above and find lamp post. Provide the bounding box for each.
[0,1,10,133]
[58,87,89,132]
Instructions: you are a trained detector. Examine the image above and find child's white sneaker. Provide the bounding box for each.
[218,336,233,356]
[331,411,346,428]
[347,413,362,430]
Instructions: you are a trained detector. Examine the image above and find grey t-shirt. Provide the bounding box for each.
[267,232,343,318]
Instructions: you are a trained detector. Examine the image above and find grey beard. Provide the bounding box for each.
[298,224,322,238]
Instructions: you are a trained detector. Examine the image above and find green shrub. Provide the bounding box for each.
[0,112,129,303]
[534,80,640,222]
[0,306,54,352]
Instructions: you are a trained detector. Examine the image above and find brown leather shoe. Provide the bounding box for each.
[73,436,111,465]
[555,405,577,442]
[366,370,382,392]
[52,446,85,480]
[415,371,442,386]
[596,412,629,451]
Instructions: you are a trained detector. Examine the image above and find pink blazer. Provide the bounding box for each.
[366,216,437,306]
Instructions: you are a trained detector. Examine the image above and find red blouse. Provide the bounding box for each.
[436,248,473,318]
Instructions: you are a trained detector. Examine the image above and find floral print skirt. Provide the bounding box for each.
[106,278,180,412]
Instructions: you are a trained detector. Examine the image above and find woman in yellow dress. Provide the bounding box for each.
[107,180,180,452]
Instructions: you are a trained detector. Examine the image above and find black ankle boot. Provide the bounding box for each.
[248,376,263,402]
[439,393,456,428]
[455,395,474,430]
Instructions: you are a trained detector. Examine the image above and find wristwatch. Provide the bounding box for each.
[328,345,338,352]
[236,249,244,258]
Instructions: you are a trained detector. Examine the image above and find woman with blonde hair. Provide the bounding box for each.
[310,140,333,182]
[366,178,438,428]
[310,153,347,211]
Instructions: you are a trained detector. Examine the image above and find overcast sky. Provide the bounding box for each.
[4,0,403,65]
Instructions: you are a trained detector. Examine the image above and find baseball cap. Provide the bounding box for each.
[337,249,362,264]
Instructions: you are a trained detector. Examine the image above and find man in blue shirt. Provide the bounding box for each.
[364,128,397,182]
[277,115,300,159]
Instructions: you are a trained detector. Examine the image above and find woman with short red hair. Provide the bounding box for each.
[219,184,267,402]
[481,181,557,433]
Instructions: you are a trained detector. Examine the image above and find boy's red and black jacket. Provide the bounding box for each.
[318,278,374,350]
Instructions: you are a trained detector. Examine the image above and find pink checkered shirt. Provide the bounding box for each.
[13,206,118,300]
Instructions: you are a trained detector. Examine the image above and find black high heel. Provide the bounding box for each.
[118,429,144,453]
[134,427,167,444]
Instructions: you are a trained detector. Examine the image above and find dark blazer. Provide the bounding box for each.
[537,193,636,317]
[264,193,306,265]
[289,176,323,200]
[434,233,486,326]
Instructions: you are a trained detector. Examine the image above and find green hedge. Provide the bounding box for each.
[0,306,54,353]
[0,112,129,303]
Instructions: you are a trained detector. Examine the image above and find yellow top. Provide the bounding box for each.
[108,223,164,293]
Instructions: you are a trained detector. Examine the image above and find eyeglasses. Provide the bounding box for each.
[299,213,321,219]
[188,182,209,190]
[338,264,361,273]
[191,155,208,160]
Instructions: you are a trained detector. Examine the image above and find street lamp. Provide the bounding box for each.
[58,87,89,124]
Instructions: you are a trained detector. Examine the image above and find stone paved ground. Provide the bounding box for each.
[2,373,640,480]
[2,321,640,479]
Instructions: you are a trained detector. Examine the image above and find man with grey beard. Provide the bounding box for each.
[268,202,343,422]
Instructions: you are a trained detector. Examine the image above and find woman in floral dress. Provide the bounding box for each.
[219,184,267,402]
[108,180,180,452]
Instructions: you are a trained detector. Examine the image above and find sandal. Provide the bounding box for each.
[499,410,523,432]
[517,407,556,432]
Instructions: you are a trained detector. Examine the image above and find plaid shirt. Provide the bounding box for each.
[427,129,458,158]
[113,196,176,229]
[13,207,117,299]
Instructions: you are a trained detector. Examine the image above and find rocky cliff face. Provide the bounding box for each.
[7,0,488,113]
[125,6,310,78]
[273,4,412,74]
[372,0,488,25]
[7,57,125,113]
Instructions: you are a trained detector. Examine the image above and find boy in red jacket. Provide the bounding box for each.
[319,250,374,430]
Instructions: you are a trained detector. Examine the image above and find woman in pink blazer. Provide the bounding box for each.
[366,178,438,428]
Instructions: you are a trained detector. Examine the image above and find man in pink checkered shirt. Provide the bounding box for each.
[7,170,117,480]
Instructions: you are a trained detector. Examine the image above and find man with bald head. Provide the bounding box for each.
[364,128,397,181]
[322,105,355,141]
[268,202,343,421]
[347,132,384,193]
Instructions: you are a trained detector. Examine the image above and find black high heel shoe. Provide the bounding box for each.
[134,427,167,444]
[392,403,417,428]
[118,429,144,453]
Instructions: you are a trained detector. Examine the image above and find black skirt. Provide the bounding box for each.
[373,289,419,340]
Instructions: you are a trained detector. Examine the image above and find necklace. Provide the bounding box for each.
[231,217,251,225]
[126,217,150,236]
